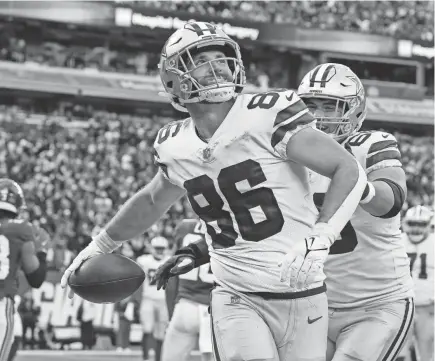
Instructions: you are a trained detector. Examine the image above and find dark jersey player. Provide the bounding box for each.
[0,179,48,361]
[162,219,214,361]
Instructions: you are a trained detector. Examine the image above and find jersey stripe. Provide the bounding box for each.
[0,297,14,361]
[309,64,334,87]
[271,112,314,148]
[382,298,414,361]
[273,100,308,127]
[309,65,323,87]
[320,64,335,87]
[366,150,402,169]
[368,140,398,154]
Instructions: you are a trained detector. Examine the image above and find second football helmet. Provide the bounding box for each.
[297,63,367,142]
[0,178,26,216]
[159,21,246,112]
[403,205,433,243]
[150,236,169,260]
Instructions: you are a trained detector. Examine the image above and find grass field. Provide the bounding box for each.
[15,350,202,361]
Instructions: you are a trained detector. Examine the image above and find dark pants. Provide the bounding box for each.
[80,321,94,350]
[117,316,131,349]
[22,323,35,349]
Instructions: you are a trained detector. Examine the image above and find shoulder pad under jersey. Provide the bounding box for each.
[345,131,402,174]
[242,89,315,157]
[153,119,188,180]
[0,219,35,243]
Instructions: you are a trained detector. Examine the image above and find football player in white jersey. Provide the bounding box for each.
[62,22,367,361]
[136,237,169,361]
[402,206,434,361]
[162,219,214,361]
[297,63,414,361]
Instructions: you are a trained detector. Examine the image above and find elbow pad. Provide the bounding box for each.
[25,252,47,288]
[375,178,405,218]
[175,239,210,267]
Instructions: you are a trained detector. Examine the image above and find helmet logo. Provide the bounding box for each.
[185,22,216,37]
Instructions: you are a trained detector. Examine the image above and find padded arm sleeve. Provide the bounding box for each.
[175,238,210,267]
[25,252,47,288]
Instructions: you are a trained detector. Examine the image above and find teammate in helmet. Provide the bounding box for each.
[150,236,169,261]
[63,23,368,361]
[297,63,414,361]
[0,178,49,361]
[402,206,434,361]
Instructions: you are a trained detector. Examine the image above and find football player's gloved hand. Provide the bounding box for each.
[153,254,195,290]
[32,224,51,254]
[60,242,105,299]
[279,223,336,290]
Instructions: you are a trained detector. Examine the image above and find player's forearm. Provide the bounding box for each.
[105,188,175,243]
[318,159,367,236]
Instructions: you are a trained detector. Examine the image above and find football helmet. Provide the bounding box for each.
[159,21,246,112]
[150,236,169,260]
[297,63,367,142]
[0,178,26,216]
[403,205,433,243]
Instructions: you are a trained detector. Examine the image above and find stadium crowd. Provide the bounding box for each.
[0,106,433,260]
[0,1,432,93]
[135,0,434,42]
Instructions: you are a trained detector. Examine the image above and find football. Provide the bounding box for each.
[68,254,145,304]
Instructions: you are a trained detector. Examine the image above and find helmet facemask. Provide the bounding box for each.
[403,206,433,243]
[161,37,245,109]
[406,219,430,243]
[297,63,367,142]
[302,94,366,143]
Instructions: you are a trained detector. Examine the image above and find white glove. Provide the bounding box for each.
[60,241,105,299]
[279,223,336,290]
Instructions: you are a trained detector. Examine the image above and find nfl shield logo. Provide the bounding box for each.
[203,147,212,160]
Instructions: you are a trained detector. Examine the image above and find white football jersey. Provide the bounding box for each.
[136,254,168,300]
[154,90,320,292]
[310,131,414,308]
[403,232,434,306]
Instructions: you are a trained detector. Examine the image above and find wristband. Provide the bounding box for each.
[309,222,336,246]
[360,182,376,204]
[92,230,120,253]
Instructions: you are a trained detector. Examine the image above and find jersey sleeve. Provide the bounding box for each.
[348,131,402,175]
[267,90,316,159]
[5,220,35,244]
[174,219,198,248]
[136,255,149,271]
[153,120,184,185]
